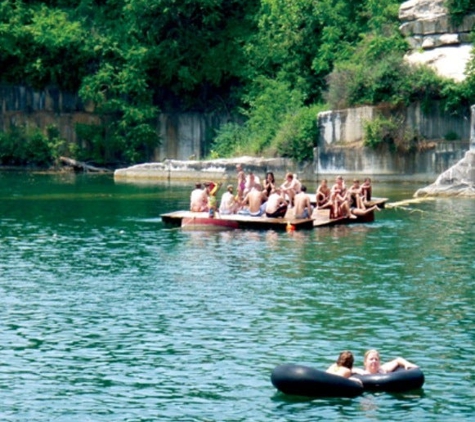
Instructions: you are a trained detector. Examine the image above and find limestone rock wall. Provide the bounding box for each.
[0,85,230,161]
[316,102,470,181]
[399,0,474,81]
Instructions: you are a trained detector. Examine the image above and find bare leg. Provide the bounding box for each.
[351,205,380,216]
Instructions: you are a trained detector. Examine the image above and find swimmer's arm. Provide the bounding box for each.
[381,357,418,372]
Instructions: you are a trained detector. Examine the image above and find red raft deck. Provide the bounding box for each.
[161,198,387,231]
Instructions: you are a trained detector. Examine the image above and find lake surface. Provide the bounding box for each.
[0,172,473,421]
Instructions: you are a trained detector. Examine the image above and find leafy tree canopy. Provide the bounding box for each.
[1,0,475,164]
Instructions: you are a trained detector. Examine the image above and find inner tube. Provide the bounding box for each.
[352,367,424,392]
[271,364,363,398]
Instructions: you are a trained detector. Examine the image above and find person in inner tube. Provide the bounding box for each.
[353,349,418,375]
[326,350,363,385]
[326,350,355,378]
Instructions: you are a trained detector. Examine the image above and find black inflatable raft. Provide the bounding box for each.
[271,364,364,398]
[352,366,425,392]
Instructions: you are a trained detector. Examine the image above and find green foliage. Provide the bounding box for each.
[210,123,250,158]
[363,115,398,149]
[212,77,307,159]
[0,3,93,90]
[363,112,423,152]
[274,104,324,162]
[446,0,475,24]
[444,131,460,141]
[211,81,322,162]
[0,124,65,166]
[243,77,304,153]
[0,0,474,165]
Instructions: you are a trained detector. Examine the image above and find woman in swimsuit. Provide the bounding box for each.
[354,349,418,375]
[263,171,275,197]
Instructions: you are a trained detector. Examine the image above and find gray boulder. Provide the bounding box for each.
[415,150,475,197]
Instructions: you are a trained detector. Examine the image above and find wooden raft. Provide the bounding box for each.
[160,211,314,231]
[161,198,388,231]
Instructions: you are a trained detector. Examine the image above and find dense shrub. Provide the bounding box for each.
[446,0,475,24]
[0,124,64,166]
[274,104,324,162]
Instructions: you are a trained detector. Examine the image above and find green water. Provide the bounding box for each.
[0,172,474,421]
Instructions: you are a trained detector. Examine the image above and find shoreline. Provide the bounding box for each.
[112,157,443,184]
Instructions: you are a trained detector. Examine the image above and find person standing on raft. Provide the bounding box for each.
[204,181,221,218]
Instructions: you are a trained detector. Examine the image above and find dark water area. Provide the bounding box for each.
[0,172,474,421]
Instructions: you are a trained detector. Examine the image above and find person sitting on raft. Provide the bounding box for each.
[219,184,239,215]
[280,173,301,208]
[346,179,381,217]
[263,171,275,197]
[265,188,288,218]
[293,185,313,219]
[347,179,365,210]
[360,177,372,203]
[316,179,332,210]
[190,182,208,212]
[330,176,351,219]
[353,349,419,375]
[244,171,260,196]
[239,184,266,217]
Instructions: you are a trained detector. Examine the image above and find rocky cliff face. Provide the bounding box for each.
[399,0,474,81]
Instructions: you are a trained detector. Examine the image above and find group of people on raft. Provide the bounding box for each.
[326,349,418,383]
[189,164,381,219]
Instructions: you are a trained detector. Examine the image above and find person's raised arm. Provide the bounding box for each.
[381,357,418,373]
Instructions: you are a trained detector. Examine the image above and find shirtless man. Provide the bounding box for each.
[293,185,313,219]
[190,182,208,212]
[316,179,332,209]
[360,177,372,203]
[280,173,301,207]
[265,188,288,218]
[330,175,350,218]
[347,179,365,209]
[244,172,260,196]
[240,184,265,217]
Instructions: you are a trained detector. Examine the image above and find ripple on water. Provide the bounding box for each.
[1,183,475,421]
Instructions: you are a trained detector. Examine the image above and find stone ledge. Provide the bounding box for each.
[400,14,475,37]
[114,157,309,182]
[399,0,446,22]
